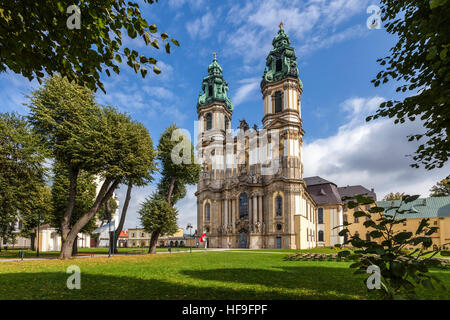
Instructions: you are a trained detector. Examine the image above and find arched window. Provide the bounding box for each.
[206,113,212,131]
[208,85,213,97]
[355,232,360,239]
[274,91,282,113]
[205,203,210,221]
[276,224,282,231]
[239,193,249,219]
[276,58,282,72]
[318,208,324,224]
[318,230,324,242]
[275,195,283,216]
[225,116,230,130]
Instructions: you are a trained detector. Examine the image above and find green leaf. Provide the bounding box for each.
[165,42,170,54]
[161,32,169,40]
[338,250,351,258]
[144,32,151,45]
[171,39,180,46]
[151,40,160,49]
[149,24,158,33]
[430,0,448,9]
[115,55,122,63]
[133,62,140,73]
[140,67,147,78]
[153,66,161,74]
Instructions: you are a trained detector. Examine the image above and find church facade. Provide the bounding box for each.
[195,25,318,249]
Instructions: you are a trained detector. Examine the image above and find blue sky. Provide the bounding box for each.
[0,0,448,231]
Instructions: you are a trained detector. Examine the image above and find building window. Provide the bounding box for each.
[239,193,249,219]
[141,233,145,237]
[318,230,324,242]
[208,85,213,97]
[132,233,135,238]
[275,195,283,216]
[355,232,360,239]
[318,208,323,224]
[274,91,282,113]
[403,221,407,226]
[354,216,359,223]
[276,224,282,231]
[365,205,371,210]
[205,203,210,221]
[434,221,438,226]
[343,206,347,212]
[343,214,348,223]
[276,58,282,72]
[205,113,212,131]
[225,116,230,130]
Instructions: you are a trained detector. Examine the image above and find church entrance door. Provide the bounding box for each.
[238,230,248,248]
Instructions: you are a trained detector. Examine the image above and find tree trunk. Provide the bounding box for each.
[30,234,36,251]
[72,235,78,255]
[109,183,133,254]
[148,230,160,254]
[167,177,176,205]
[61,167,79,246]
[59,178,119,259]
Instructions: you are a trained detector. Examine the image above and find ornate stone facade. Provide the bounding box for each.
[195,26,317,249]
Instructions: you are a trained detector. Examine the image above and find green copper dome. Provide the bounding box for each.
[261,25,302,89]
[197,55,233,110]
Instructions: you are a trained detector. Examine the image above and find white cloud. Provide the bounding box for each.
[186,12,215,40]
[232,77,260,106]
[303,96,450,199]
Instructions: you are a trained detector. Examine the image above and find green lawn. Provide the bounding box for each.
[0,247,201,259]
[0,251,448,300]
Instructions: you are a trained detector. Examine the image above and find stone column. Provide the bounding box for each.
[253,196,257,225]
[224,199,228,227]
[249,195,253,226]
[258,195,263,223]
[232,199,236,232]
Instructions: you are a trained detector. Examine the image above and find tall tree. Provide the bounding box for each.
[429,176,450,197]
[0,0,179,92]
[19,185,53,251]
[0,112,47,248]
[28,76,156,259]
[145,125,201,253]
[51,162,98,254]
[382,192,406,201]
[367,0,450,170]
[139,194,178,254]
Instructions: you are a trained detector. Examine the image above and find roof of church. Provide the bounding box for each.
[377,196,450,219]
[338,185,377,202]
[304,176,335,187]
[304,176,342,205]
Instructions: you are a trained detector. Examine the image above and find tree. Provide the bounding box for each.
[429,176,450,197]
[337,194,449,299]
[28,76,156,259]
[0,112,47,249]
[367,0,450,170]
[139,194,178,254]
[19,185,53,251]
[0,0,179,92]
[51,161,98,255]
[145,125,201,253]
[382,192,406,201]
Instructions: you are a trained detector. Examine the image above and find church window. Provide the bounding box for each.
[205,203,210,221]
[276,224,282,231]
[274,91,282,113]
[318,230,324,242]
[276,58,282,72]
[208,85,213,97]
[206,113,212,131]
[239,193,249,219]
[318,208,323,224]
[225,116,230,130]
[275,195,283,216]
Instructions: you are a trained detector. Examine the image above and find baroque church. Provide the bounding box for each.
[195,24,376,249]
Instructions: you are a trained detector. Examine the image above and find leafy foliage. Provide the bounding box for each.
[0,113,47,243]
[139,194,178,236]
[368,0,450,170]
[337,194,449,299]
[0,0,179,92]
[429,176,450,197]
[382,192,406,201]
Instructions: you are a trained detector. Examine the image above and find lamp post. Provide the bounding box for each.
[36,212,41,257]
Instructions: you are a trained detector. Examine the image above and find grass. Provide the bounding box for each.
[0,251,448,300]
[0,247,202,259]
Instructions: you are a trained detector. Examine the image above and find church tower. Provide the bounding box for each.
[260,22,305,179]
